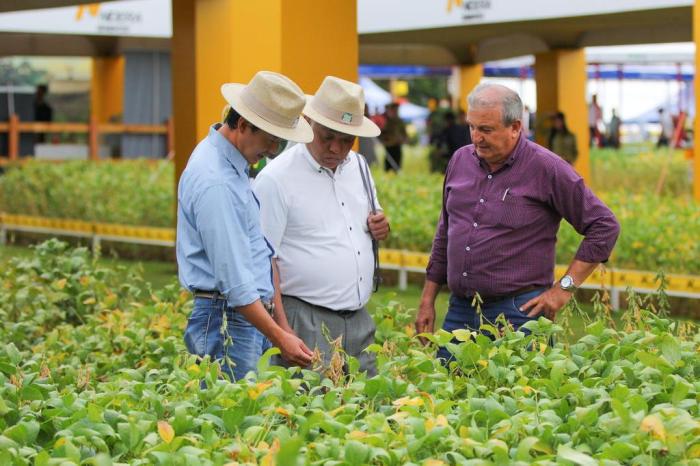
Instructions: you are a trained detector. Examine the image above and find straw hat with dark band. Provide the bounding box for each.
[221,71,313,143]
[303,76,380,138]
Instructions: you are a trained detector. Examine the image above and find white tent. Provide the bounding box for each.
[359,76,429,122]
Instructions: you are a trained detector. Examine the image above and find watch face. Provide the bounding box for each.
[561,276,573,288]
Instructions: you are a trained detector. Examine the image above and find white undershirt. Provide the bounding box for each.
[253,143,381,310]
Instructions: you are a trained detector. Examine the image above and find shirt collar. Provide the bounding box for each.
[207,124,249,176]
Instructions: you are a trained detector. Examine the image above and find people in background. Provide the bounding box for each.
[548,111,578,165]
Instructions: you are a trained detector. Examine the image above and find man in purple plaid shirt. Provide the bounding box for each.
[415,83,620,356]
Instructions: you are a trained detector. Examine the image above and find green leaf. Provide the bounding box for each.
[344,440,371,466]
[276,436,303,466]
[557,445,597,466]
[659,334,681,365]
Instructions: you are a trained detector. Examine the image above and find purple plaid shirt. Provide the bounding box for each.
[426,134,620,298]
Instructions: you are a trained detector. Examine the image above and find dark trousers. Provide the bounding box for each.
[384,145,402,172]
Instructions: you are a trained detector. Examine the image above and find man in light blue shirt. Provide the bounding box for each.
[177,71,315,381]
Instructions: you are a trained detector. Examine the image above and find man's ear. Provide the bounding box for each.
[511,119,522,134]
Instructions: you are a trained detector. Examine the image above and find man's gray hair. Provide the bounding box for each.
[467,83,523,126]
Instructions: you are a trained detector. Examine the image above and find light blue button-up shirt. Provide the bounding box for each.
[177,124,274,307]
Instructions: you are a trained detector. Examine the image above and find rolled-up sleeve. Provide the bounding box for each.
[550,164,620,263]
[194,184,260,307]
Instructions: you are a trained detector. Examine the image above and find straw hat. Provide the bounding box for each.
[221,71,313,143]
[303,76,380,138]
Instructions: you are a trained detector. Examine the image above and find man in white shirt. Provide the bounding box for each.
[253,76,390,376]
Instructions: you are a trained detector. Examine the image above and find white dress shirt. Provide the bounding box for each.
[253,143,381,310]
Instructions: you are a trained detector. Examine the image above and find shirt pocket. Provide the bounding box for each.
[485,196,541,229]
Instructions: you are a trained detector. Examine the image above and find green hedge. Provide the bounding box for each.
[1,152,699,274]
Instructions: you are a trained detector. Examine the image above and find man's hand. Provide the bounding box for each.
[414,302,436,345]
[275,332,314,367]
[519,287,572,320]
[368,212,390,240]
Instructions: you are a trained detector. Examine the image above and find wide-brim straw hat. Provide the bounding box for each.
[303,76,380,138]
[221,71,313,143]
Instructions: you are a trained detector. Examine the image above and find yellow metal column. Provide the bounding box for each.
[91,56,124,123]
[172,0,358,184]
[534,49,590,182]
[693,0,700,201]
[458,64,483,111]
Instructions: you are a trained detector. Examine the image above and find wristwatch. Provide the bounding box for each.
[559,274,578,292]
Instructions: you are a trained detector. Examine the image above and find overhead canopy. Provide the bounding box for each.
[358,0,693,65]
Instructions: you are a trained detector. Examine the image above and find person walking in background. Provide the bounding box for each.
[548,111,578,165]
[379,102,407,172]
[657,108,674,148]
[176,71,314,381]
[607,109,621,149]
[588,94,603,147]
[33,84,53,144]
[432,110,471,173]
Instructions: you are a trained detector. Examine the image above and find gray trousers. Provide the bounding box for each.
[273,295,377,377]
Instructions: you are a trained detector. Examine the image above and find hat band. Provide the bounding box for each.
[240,87,299,129]
[310,97,362,127]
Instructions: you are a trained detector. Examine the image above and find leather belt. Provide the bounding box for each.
[192,289,275,316]
[466,285,541,305]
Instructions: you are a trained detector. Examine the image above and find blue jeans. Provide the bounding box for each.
[436,287,546,361]
[184,297,272,381]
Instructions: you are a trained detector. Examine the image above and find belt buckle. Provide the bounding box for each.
[262,301,275,317]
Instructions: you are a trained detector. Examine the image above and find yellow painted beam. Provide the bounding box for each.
[534,50,590,182]
[458,64,483,111]
[91,56,124,123]
[694,0,700,201]
[172,0,358,191]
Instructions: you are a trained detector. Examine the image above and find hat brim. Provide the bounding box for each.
[221,83,313,143]
[303,96,381,138]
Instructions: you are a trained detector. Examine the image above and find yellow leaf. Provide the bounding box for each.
[187,364,201,374]
[79,276,90,286]
[248,381,273,400]
[539,341,548,354]
[54,437,67,448]
[522,385,534,395]
[348,430,368,440]
[158,421,175,443]
[425,418,435,431]
[393,396,423,407]
[83,297,96,305]
[54,278,67,290]
[424,460,445,466]
[435,415,448,427]
[404,324,416,337]
[640,414,666,440]
[452,329,472,342]
[459,426,469,438]
[477,359,488,368]
[275,407,290,417]
[688,443,700,458]
[492,422,511,435]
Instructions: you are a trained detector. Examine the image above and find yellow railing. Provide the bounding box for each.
[2,213,699,306]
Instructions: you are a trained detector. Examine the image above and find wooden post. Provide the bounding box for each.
[8,114,19,161]
[166,117,175,159]
[88,116,99,160]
